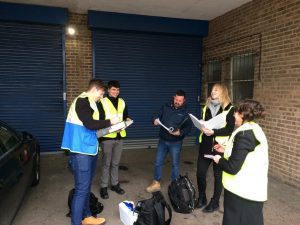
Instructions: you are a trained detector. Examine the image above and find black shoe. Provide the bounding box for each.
[100,187,109,199]
[196,195,207,209]
[111,183,125,195]
[203,199,219,213]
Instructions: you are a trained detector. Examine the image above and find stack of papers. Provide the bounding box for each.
[157,118,174,132]
[97,120,133,138]
[189,113,226,130]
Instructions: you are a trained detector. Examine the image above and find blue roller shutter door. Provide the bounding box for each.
[93,29,201,147]
[0,22,64,152]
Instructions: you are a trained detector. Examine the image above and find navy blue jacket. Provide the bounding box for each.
[153,100,192,142]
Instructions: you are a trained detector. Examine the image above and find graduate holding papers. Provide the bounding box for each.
[193,83,235,213]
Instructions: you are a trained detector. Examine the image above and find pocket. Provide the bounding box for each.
[76,154,90,172]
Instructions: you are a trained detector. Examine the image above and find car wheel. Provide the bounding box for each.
[31,151,40,186]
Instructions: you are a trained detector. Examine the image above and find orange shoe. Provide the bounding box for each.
[146,180,161,193]
[82,216,105,225]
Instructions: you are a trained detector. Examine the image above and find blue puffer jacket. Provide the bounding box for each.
[153,100,192,142]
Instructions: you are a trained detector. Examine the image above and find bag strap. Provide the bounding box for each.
[184,176,196,209]
[154,199,172,225]
[164,201,172,225]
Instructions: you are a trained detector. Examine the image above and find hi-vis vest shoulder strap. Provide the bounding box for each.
[100,97,126,138]
[222,122,269,202]
[199,105,233,144]
[61,92,99,155]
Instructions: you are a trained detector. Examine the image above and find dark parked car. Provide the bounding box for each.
[0,120,40,225]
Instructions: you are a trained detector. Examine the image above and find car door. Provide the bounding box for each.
[0,123,28,225]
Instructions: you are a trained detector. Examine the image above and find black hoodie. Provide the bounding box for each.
[152,100,192,142]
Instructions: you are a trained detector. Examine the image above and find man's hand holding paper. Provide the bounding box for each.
[153,118,160,126]
[110,116,119,125]
[156,118,174,132]
[169,129,180,136]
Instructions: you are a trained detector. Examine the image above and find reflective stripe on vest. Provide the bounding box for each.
[61,92,99,155]
[101,97,126,138]
[222,122,268,201]
[198,105,233,144]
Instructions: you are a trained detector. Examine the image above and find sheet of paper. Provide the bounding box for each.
[157,118,174,132]
[189,114,205,130]
[189,113,226,130]
[204,154,214,159]
[97,120,134,138]
[204,113,226,130]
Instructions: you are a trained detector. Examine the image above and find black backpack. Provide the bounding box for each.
[66,188,104,217]
[134,191,172,225]
[168,174,196,214]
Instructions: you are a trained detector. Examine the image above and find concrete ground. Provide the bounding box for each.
[13,147,300,225]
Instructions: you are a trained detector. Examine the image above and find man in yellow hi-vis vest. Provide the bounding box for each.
[61,79,116,225]
[97,80,131,199]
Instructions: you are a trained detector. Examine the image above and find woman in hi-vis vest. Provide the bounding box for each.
[213,99,268,225]
[196,83,235,213]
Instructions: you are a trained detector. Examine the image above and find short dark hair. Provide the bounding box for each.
[88,79,106,91]
[108,80,120,89]
[235,99,265,121]
[176,89,186,98]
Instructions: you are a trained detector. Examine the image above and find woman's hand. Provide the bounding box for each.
[214,144,225,153]
[202,127,214,136]
[213,155,222,164]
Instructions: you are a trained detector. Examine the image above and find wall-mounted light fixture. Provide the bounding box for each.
[67,26,76,35]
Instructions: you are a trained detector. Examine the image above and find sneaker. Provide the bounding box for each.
[100,187,109,199]
[202,198,219,213]
[82,216,105,225]
[146,180,161,193]
[111,183,125,195]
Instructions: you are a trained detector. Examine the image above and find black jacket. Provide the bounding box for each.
[153,100,192,142]
[76,97,111,130]
[199,103,235,155]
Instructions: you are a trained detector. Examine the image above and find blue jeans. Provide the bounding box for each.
[69,153,98,225]
[154,139,182,181]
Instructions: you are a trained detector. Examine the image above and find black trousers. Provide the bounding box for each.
[223,189,264,225]
[196,153,223,202]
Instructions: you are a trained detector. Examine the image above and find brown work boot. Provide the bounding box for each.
[146,180,161,193]
[82,216,105,225]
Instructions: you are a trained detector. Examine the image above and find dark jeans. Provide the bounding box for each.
[196,153,223,202]
[69,153,98,225]
[154,139,182,181]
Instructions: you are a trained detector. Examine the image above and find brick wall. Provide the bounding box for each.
[203,0,300,187]
[65,13,92,108]
[65,2,300,187]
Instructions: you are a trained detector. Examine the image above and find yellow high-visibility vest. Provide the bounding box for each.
[100,97,126,138]
[199,105,233,145]
[61,92,99,155]
[223,122,268,201]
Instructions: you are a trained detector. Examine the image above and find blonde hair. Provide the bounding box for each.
[206,83,231,109]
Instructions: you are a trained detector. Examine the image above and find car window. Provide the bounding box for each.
[0,126,20,152]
